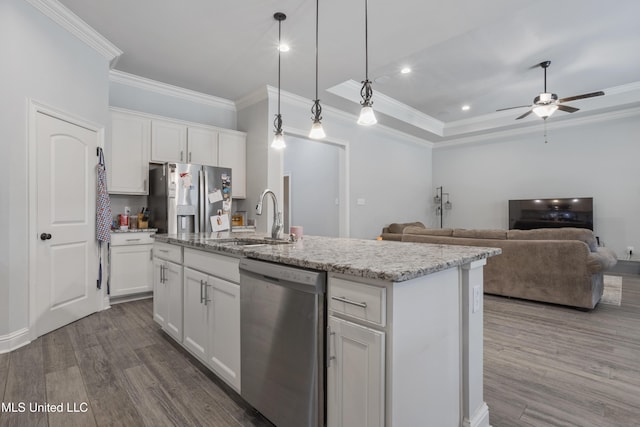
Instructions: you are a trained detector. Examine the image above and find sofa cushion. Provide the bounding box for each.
[387,221,425,234]
[403,226,453,236]
[507,228,598,252]
[452,229,507,240]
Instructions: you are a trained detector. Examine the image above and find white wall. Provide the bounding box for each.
[284,135,341,237]
[109,77,237,129]
[0,0,110,338]
[433,110,640,258]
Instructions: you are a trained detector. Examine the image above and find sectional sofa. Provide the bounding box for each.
[381,223,617,309]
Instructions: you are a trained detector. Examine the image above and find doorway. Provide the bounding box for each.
[30,104,103,338]
[283,135,346,237]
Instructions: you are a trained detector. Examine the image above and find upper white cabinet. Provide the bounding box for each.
[151,121,221,167]
[188,126,219,166]
[218,131,246,198]
[150,119,187,163]
[107,110,150,194]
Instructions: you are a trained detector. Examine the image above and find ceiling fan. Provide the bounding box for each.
[497,61,605,120]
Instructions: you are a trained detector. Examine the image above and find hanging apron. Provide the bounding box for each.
[96,147,112,292]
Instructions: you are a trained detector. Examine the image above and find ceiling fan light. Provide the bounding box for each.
[309,121,326,139]
[357,105,377,126]
[533,104,558,119]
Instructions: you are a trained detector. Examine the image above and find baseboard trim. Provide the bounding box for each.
[0,328,31,355]
[608,260,640,275]
[463,402,491,427]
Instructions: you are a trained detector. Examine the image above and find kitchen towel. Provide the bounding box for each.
[96,147,111,291]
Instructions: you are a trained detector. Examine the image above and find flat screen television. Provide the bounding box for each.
[509,197,593,230]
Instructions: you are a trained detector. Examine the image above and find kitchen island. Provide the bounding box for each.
[154,232,501,427]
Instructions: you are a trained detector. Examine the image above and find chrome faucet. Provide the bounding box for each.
[256,189,283,240]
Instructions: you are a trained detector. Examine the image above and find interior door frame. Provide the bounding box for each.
[283,128,350,237]
[27,99,107,341]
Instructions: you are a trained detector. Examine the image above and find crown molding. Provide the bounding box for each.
[109,70,236,111]
[234,87,269,111]
[326,80,445,136]
[434,105,640,149]
[24,0,122,67]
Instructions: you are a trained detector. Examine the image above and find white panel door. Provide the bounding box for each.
[208,276,241,392]
[183,267,208,361]
[327,316,385,427]
[36,112,100,337]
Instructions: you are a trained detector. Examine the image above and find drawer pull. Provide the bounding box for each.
[158,249,169,253]
[332,296,367,308]
[125,238,141,242]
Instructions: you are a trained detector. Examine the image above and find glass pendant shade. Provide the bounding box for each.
[533,103,558,119]
[357,105,377,126]
[271,131,286,150]
[309,121,326,139]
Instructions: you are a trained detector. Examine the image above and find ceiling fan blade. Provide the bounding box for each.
[557,104,579,113]
[558,91,605,103]
[515,110,533,120]
[496,105,532,112]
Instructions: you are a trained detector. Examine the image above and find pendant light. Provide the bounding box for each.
[357,0,377,126]
[271,12,287,150]
[309,0,326,139]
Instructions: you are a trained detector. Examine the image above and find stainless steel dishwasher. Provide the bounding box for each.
[239,258,326,427]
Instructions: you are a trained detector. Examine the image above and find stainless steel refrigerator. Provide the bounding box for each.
[148,163,232,234]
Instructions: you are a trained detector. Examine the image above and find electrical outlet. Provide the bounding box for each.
[473,285,481,313]
[627,246,634,256]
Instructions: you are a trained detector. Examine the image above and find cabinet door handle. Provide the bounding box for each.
[327,325,336,368]
[203,281,211,306]
[200,279,204,304]
[180,150,184,161]
[160,264,164,283]
[331,295,367,308]
[158,249,169,253]
[188,151,192,162]
[126,238,141,242]
[144,179,148,193]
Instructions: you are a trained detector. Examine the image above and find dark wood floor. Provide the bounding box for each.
[1,276,638,427]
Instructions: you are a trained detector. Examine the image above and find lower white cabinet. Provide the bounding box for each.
[327,316,385,427]
[109,232,154,297]
[153,242,183,342]
[182,250,241,392]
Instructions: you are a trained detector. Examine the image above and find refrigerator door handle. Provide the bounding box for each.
[199,169,205,233]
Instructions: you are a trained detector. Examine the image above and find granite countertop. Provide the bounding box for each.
[154,233,501,282]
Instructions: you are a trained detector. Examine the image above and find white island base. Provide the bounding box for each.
[326,260,489,427]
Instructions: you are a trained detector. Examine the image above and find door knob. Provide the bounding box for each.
[40,233,52,241]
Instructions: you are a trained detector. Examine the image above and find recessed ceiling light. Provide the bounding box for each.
[400,67,411,74]
[278,43,290,52]
[461,105,470,111]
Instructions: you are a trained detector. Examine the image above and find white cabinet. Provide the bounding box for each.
[188,126,219,166]
[182,267,209,360]
[327,316,385,427]
[218,131,246,198]
[107,110,150,194]
[151,119,187,163]
[182,249,241,392]
[153,242,183,342]
[109,232,154,297]
[151,120,220,166]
